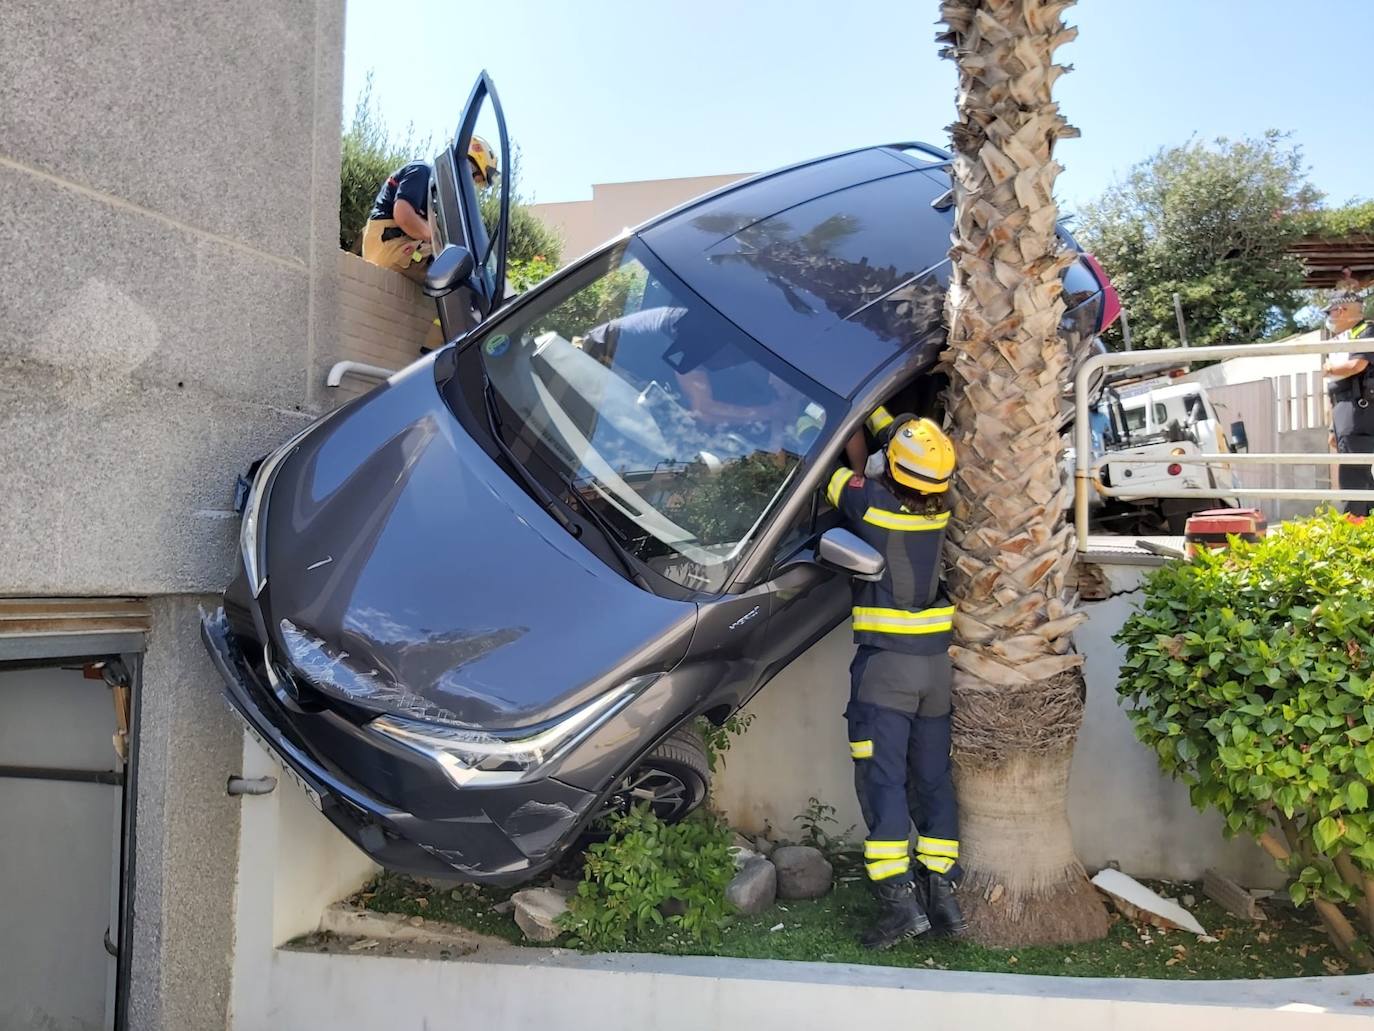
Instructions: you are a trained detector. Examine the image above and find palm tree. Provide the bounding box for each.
[937,0,1109,944]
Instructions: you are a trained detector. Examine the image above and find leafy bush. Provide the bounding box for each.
[507,255,558,294]
[561,805,735,950]
[1116,511,1374,964]
[796,795,856,863]
[1077,131,1320,350]
[696,712,754,773]
[339,74,430,252]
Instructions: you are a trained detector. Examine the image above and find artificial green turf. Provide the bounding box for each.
[357,863,1354,979]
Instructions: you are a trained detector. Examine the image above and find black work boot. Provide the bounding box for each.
[860,878,931,949]
[922,869,967,937]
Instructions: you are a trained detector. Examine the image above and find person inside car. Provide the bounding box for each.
[826,411,965,949]
[362,136,499,281]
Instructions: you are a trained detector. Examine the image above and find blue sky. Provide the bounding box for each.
[344,0,1373,214]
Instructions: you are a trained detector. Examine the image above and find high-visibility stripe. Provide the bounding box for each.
[918,855,956,875]
[866,406,895,435]
[826,467,852,508]
[849,739,874,759]
[864,839,909,859]
[851,605,955,636]
[865,857,910,881]
[916,836,959,859]
[862,507,950,532]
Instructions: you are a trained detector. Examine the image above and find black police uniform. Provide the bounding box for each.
[1329,322,1374,517]
[825,463,959,885]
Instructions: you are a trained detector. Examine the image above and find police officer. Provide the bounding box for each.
[826,407,965,949]
[361,136,499,280]
[1322,291,1374,516]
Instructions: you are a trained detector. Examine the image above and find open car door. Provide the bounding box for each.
[427,70,511,340]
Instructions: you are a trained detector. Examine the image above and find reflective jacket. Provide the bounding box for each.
[826,465,953,656]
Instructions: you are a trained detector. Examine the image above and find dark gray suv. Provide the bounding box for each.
[201,73,1112,885]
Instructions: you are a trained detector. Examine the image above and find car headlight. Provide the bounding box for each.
[369,674,660,787]
[239,426,316,597]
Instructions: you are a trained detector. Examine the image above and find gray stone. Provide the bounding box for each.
[511,888,569,943]
[771,845,833,900]
[754,836,776,857]
[726,858,777,915]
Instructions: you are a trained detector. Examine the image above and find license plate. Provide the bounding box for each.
[231,704,324,810]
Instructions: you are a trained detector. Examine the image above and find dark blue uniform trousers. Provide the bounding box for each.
[846,646,960,883]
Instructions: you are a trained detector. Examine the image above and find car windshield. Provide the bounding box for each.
[479,239,833,593]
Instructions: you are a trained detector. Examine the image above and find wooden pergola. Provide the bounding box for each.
[1288,233,1374,290]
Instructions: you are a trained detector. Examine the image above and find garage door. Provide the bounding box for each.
[0,599,145,1031]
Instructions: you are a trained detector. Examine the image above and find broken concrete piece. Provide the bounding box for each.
[771,845,833,900]
[726,857,777,915]
[1203,868,1266,922]
[729,844,762,869]
[511,888,569,943]
[1091,869,1206,935]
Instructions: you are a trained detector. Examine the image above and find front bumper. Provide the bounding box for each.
[201,608,595,885]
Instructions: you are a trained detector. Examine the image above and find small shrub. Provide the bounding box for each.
[561,805,735,951]
[339,74,430,252]
[795,795,856,863]
[696,711,754,774]
[1116,511,1374,964]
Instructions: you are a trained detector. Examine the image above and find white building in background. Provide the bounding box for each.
[530,172,750,260]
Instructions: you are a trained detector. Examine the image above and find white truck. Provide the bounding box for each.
[1080,376,1242,534]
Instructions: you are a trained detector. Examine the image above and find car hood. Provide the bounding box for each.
[260,354,696,731]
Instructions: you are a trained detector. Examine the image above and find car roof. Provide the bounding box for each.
[637,146,957,397]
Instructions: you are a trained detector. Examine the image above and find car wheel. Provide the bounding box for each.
[591,725,711,829]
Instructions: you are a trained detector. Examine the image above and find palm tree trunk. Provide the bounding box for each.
[937,0,1109,944]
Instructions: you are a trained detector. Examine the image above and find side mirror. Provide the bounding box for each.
[424,244,475,298]
[817,527,885,581]
[1229,420,1249,453]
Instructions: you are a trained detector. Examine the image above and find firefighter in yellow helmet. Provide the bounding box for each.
[826,406,964,948]
[361,136,499,281]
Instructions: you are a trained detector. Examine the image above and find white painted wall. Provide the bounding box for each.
[229,735,377,1027]
[714,560,1281,888]
[245,948,1374,1031]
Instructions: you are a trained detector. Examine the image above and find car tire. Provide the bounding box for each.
[590,724,712,830]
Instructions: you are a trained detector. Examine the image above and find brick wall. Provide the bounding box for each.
[335,251,438,398]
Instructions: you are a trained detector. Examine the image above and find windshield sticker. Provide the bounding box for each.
[483,333,510,358]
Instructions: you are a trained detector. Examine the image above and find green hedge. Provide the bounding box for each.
[1116,511,1374,962]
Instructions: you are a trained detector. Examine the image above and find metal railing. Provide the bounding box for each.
[325,360,397,388]
[1073,339,1374,550]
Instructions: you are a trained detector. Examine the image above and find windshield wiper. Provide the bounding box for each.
[559,476,652,591]
[481,378,649,590]
[481,377,582,541]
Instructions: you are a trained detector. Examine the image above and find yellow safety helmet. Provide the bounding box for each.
[467,135,499,187]
[886,416,955,494]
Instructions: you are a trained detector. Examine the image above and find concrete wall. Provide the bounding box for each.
[714,560,1280,888]
[0,3,347,1029]
[0,0,344,597]
[530,172,749,259]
